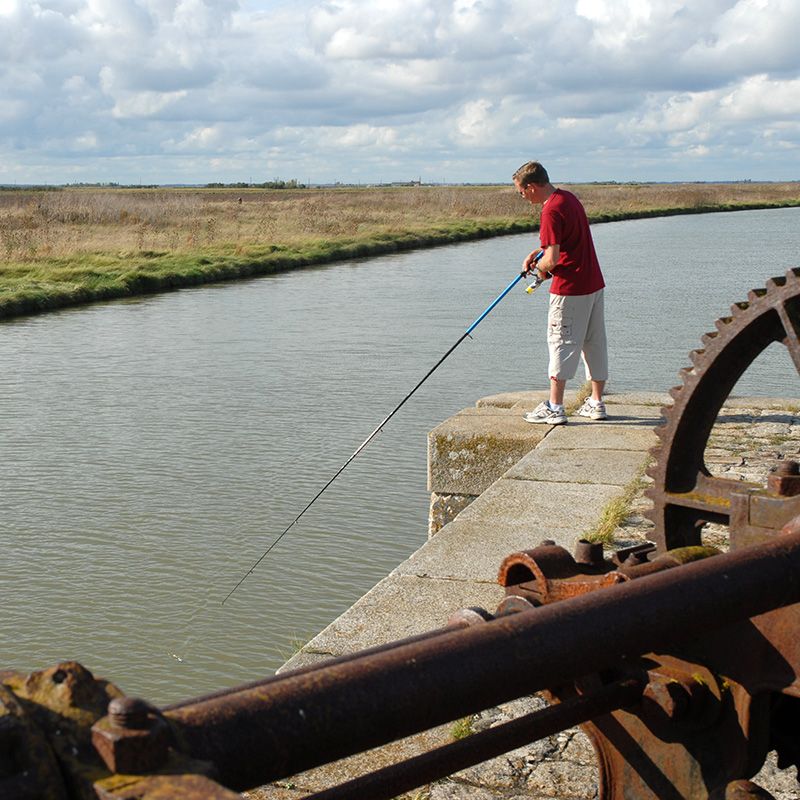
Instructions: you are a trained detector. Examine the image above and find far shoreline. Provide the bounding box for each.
[1,190,799,323]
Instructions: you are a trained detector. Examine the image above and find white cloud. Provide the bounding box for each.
[0,0,799,183]
[175,125,225,150]
[455,98,499,145]
[309,0,440,59]
[330,123,399,148]
[74,132,98,149]
[719,74,800,121]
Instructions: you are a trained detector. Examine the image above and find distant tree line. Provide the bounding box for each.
[205,179,304,189]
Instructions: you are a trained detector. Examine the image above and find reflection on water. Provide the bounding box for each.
[1,207,799,703]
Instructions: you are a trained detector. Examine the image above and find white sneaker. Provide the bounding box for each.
[576,399,608,420]
[524,401,567,425]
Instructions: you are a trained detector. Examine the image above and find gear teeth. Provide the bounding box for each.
[642,503,658,525]
[689,348,705,366]
[768,275,788,290]
[730,301,749,316]
[648,272,800,557]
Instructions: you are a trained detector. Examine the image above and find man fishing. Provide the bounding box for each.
[513,161,609,425]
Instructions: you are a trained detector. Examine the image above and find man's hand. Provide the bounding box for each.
[522,244,558,280]
[521,248,543,276]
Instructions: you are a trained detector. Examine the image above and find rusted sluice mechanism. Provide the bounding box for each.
[4,270,800,800]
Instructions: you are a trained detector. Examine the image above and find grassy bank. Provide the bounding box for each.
[1,182,799,320]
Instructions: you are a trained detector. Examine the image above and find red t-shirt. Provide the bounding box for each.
[539,189,605,296]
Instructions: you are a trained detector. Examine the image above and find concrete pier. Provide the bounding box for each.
[249,391,800,800]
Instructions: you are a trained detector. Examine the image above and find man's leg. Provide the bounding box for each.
[582,291,608,402]
[546,293,583,407]
[550,378,567,406]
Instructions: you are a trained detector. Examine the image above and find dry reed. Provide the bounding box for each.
[1,183,797,262]
[0,183,798,319]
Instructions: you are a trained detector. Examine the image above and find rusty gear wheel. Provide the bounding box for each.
[645,267,800,552]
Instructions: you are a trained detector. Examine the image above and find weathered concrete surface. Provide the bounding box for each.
[427,406,550,496]
[536,416,659,452]
[249,392,659,800]
[247,391,800,800]
[429,491,477,536]
[475,389,581,409]
[290,574,504,658]
[425,391,652,535]
[506,447,648,485]
[398,481,624,583]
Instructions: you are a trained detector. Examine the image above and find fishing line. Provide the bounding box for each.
[222,256,545,604]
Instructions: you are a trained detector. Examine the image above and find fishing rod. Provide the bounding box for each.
[222,253,545,604]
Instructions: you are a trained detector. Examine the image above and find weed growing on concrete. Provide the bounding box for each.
[583,456,652,545]
[568,380,593,413]
[397,790,431,800]
[276,632,316,663]
[450,715,476,740]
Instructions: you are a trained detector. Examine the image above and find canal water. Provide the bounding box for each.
[2,207,799,704]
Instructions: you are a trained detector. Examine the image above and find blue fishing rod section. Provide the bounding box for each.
[223,253,544,603]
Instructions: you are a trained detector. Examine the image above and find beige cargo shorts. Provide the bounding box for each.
[547,289,608,382]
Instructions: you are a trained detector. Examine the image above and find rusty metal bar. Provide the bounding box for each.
[165,531,800,790]
[304,678,643,800]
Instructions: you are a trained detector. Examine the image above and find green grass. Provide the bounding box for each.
[450,715,476,740]
[2,183,799,321]
[583,457,652,545]
[567,381,593,413]
[0,223,534,319]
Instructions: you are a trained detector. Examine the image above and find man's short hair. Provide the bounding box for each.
[513,161,549,186]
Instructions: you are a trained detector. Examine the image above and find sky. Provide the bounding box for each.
[1,0,799,185]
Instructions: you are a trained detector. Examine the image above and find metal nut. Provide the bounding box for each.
[767,460,800,497]
[92,699,170,774]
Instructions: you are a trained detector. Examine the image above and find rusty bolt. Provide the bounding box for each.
[773,460,799,475]
[108,697,151,730]
[495,595,539,616]
[574,539,604,567]
[767,460,800,497]
[447,607,494,627]
[624,551,648,566]
[92,698,170,774]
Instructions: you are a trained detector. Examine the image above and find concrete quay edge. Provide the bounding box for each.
[252,392,664,797]
[258,391,800,800]
[280,391,666,678]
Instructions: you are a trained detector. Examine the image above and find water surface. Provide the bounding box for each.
[2,207,799,703]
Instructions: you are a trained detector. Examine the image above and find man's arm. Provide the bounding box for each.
[534,244,560,280]
[522,244,560,275]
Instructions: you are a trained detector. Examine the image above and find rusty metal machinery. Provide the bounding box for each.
[3,274,800,800]
[645,266,800,552]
